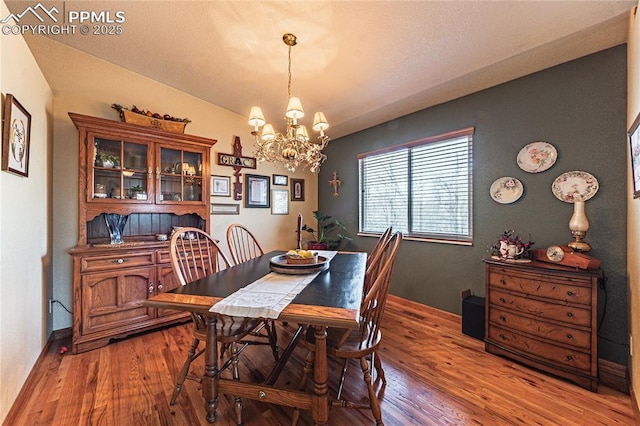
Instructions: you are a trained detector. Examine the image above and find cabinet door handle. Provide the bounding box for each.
[156,167,161,180]
[148,167,153,177]
[111,258,128,264]
[148,283,154,294]
[567,312,574,318]
[499,315,507,322]
[157,282,163,291]
[566,333,573,339]
[567,291,575,297]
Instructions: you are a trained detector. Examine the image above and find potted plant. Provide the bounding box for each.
[95,153,120,168]
[302,210,352,250]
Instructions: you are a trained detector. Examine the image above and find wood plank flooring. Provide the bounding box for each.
[5,295,636,425]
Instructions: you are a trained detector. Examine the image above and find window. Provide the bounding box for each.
[358,127,474,243]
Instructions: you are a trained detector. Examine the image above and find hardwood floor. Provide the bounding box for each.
[5,295,636,425]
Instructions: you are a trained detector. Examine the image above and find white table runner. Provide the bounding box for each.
[209,251,338,319]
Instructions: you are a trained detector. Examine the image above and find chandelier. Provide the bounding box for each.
[248,33,330,173]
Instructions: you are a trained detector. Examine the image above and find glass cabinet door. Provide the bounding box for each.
[158,146,203,203]
[90,135,152,202]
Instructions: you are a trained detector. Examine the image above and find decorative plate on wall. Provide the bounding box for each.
[490,177,524,204]
[551,170,599,203]
[517,141,558,173]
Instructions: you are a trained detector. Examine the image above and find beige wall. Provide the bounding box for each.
[629,3,640,412]
[0,1,54,421]
[28,38,319,331]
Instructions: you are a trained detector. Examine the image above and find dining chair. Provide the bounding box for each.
[293,231,403,425]
[169,227,261,424]
[225,223,279,362]
[363,226,393,297]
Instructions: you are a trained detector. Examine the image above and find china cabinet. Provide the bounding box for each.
[68,113,217,353]
[484,259,600,391]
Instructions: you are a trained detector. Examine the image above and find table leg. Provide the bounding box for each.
[312,325,329,425]
[203,315,219,423]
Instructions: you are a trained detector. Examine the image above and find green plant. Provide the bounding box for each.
[95,153,120,167]
[302,210,352,250]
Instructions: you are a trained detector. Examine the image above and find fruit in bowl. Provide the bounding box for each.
[285,249,318,264]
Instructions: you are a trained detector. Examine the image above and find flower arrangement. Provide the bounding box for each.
[488,229,534,260]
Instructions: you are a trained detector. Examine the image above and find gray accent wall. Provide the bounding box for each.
[319,46,628,365]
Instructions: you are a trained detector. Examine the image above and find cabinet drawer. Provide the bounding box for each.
[157,249,171,264]
[81,252,155,272]
[488,325,591,371]
[489,270,591,305]
[489,289,591,327]
[489,307,591,349]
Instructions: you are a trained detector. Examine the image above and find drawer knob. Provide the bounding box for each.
[499,334,508,341]
[499,297,506,303]
[566,355,574,362]
[500,278,506,285]
[499,315,507,322]
[112,258,128,264]
[567,312,574,318]
[567,333,573,339]
[567,291,575,297]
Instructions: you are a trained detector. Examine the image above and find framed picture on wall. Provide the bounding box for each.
[211,203,240,215]
[273,174,288,186]
[291,178,305,201]
[629,112,640,198]
[271,189,289,215]
[211,175,231,197]
[245,174,270,208]
[2,94,31,177]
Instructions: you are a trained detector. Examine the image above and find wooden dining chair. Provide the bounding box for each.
[225,223,279,362]
[363,226,393,296]
[293,232,403,425]
[226,223,264,264]
[169,227,261,424]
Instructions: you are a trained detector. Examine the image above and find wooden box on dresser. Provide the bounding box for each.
[68,113,216,354]
[484,258,601,391]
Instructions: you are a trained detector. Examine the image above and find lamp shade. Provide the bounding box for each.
[285,97,305,119]
[261,123,276,141]
[248,106,266,128]
[312,112,329,131]
[296,125,309,142]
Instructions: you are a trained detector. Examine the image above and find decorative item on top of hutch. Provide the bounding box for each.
[67,112,216,354]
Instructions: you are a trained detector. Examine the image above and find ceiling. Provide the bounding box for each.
[7,0,638,139]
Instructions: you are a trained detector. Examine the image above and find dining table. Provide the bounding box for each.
[144,250,367,425]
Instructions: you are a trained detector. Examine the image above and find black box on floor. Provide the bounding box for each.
[461,292,485,340]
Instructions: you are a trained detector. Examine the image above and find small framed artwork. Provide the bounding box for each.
[273,174,288,186]
[245,174,270,208]
[291,178,305,201]
[2,94,31,177]
[211,175,231,197]
[211,203,240,215]
[629,112,640,198]
[271,189,289,215]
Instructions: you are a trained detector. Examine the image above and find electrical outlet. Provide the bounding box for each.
[49,298,53,314]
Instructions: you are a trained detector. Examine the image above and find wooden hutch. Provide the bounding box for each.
[68,113,216,354]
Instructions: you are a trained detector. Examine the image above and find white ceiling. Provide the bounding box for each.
[8,0,638,138]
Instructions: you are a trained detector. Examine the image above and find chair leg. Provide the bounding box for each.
[231,342,243,425]
[170,337,200,405]
[336,358,349,400]
[266,320,279,361]
[372,351,386,386]
[360,356,383,425]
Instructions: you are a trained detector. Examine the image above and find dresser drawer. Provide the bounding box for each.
[489,307,591,349]
[488,269,591,305]
[489,289,591,327]
[156,249,171,264]
[488,325,591,371]
[81,252,155,272]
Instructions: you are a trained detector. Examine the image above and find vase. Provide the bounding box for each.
[307,242,328,251]
[104,213,128,244]
[568,200,591,251]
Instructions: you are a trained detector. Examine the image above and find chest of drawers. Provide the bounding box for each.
[484,259,600,391]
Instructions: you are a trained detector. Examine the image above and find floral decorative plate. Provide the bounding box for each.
[552,171,599,203]
[490,177,524,204]
[517,141,558,173]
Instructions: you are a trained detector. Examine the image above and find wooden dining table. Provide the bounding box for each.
[144,250,367,425]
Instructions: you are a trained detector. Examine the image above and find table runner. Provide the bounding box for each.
[209,251,338,319]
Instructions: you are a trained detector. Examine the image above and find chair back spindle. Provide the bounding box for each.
[170,227,231,286]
